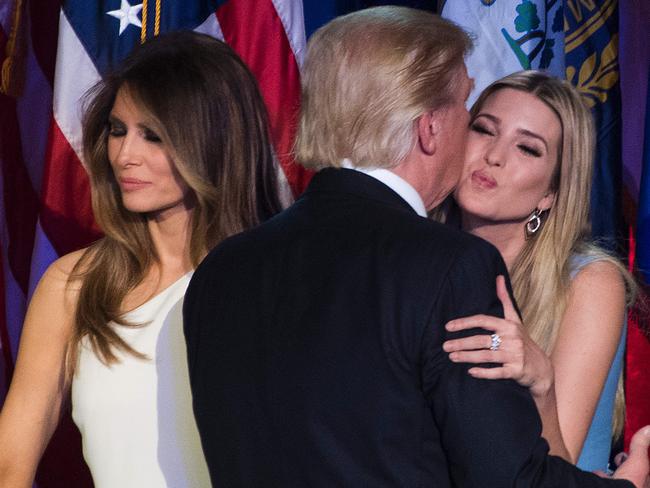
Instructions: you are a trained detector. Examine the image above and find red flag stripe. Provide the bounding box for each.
[217,1,312,196]
[39,118,101,256]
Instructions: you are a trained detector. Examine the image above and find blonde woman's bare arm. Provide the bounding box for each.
[0,250,85,487]
[551,260,627,464]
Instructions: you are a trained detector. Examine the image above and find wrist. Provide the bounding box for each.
[530,364,555,400]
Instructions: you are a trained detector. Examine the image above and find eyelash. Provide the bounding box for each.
[144,130,162,143]
[107,123,162,143]
[470,122,493,136]
[472,121,543,158]
[518,144,542,157]
[108,123,125,137]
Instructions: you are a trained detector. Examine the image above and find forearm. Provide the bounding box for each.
[534,382,573,463]
[0,461,36,488]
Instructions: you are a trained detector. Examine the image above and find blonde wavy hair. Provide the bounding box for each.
[69,31,282,369]
[471,71,635,439]
[295,6,472,170]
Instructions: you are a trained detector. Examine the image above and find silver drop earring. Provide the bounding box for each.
[525,208,542,239]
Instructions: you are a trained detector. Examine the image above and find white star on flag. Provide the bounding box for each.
[107,0,143,36]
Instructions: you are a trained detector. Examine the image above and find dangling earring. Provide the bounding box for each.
[525,208,542,239]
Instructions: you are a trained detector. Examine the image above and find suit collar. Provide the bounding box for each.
[340,160,427,217]
[303,168,419,216]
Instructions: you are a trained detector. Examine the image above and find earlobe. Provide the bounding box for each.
[538,191,556,212]
[418,111,438,156]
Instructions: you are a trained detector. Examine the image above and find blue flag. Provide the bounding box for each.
[565,0,623,250]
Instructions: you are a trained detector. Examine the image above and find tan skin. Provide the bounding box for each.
[0,88,196,487]
[404,82,650,486]
[443,88,627,465]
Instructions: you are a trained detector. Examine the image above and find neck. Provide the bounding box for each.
[461,213,527,271]
[147,203,194,276]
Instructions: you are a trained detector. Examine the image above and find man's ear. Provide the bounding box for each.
[417,110,441,156]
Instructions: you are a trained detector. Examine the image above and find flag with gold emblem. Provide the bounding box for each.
[565,0,622,248]
[441,0,565,106]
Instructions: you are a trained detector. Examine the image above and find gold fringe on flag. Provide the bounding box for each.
[154,0,161,36]
[140,0,148,43]
[1,0,26,97]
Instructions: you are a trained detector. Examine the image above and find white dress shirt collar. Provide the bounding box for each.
[340,159,427,217]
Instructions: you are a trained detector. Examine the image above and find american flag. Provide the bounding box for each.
[1,1,311,485]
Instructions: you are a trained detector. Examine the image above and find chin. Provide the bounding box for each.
[120,198,163,215]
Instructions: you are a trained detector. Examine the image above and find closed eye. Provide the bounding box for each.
[518,144,542,157]
[470,121,494,136]
[107,121,126,137]
[143,129,162,143]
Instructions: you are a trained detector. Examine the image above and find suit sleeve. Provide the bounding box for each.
[420,240,632,488]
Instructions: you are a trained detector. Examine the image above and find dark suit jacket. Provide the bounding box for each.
[184,168,631,487]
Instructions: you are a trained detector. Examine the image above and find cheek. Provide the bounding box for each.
[512,165,554,195]
[107,138,119,165]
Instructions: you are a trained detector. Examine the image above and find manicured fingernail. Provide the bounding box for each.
[446,324,454,331]
[449,353,458,361]
[442,342,451,351]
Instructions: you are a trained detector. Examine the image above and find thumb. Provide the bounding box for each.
[628,426,650,468]
[496,275,518,322]
[613,425,650,487]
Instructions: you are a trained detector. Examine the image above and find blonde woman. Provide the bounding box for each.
[442,70,633,472]
[0,31,282,487]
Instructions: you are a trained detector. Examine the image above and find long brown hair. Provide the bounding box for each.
[471,71,635,438]
[69,31,282,369]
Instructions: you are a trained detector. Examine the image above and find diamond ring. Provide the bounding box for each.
[490,333,502,351]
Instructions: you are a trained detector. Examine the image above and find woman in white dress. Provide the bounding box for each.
[0,31,282,487]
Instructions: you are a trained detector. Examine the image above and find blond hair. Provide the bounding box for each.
[471,71,635,438]
[295,6,472,170]
[70,31,282,369]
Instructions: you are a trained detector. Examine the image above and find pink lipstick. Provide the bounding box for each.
[119,177,151,191]
[471,170,497,189]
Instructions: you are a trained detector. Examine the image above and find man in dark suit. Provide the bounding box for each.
[184,7,649,487]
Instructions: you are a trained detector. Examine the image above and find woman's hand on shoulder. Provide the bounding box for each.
[442,275,554,399]
[0,248,88,486]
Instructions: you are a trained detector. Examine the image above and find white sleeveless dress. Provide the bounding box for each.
[71,272,211,487]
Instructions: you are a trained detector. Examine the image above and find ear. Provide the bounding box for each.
[537,191,555,212]
[417,110,441,156]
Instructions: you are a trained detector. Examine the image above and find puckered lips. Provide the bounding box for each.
[471,169,497,190]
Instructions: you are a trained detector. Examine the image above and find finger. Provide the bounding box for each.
[627,425,650,465]
[448,349,504,364]
[613,425,650,484]
[443,335,493,352]
[467,367,512,380]
[446,315,504,332]
[592,470,608,478]
[496,275,519,323]
[614,452,629,468]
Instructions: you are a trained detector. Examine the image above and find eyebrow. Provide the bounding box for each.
[474,113,549,151]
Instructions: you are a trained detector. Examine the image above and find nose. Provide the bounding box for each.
[484,141,504,167]
[111,132,144,169]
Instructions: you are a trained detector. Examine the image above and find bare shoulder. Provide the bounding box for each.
[569,258,626,298]
[29,247,95,325]
[560,257,626,339]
